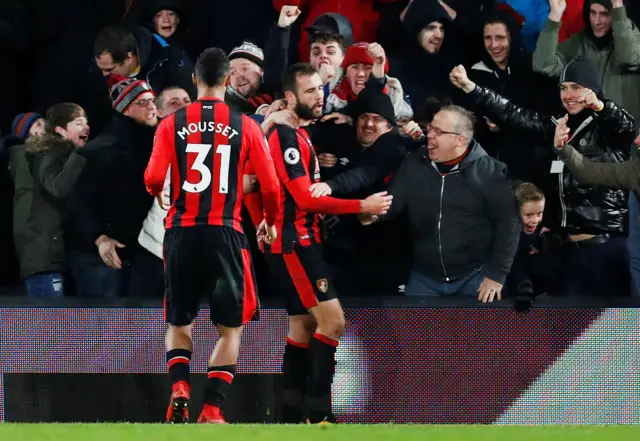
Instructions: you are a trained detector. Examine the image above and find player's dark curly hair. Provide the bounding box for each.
[195,47,230,88]
[281,63,318,94]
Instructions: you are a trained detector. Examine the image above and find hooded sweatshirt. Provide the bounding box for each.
[470,8,532,106]
[389,0,457,113]
[469,9,560,180]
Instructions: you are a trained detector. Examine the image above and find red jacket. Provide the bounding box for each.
[273,0,398,61]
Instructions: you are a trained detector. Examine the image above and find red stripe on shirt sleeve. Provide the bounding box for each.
[286,177,360,215]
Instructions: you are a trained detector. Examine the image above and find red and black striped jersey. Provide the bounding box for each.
[258,124,361,254]
[144,97,280,233]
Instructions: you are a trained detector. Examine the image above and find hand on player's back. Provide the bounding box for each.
[243,174,258,194]
[360,191,393,215]
[265,224,277,244]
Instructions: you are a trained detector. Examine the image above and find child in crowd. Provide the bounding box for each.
[508,182,564,311]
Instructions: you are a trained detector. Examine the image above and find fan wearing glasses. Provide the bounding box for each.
[361,105,520,302]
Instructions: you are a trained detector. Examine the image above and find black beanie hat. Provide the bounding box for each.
[344,87,397,126]
[559,56,601,95]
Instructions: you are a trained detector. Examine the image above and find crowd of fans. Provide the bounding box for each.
[2,0,640,305]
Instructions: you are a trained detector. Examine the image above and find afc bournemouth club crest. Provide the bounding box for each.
[316,278,329,293]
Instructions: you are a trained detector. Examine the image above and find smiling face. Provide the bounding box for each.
[419,21,445,54]
[153,9,179,38]
[560,81,587,115]
[230,58,262,98]
[356,113,392,147]
[521,199,545,234]
[124,91,158,126]
[56,116,90,147]
[589,3,612,38]
[483,22,510,68]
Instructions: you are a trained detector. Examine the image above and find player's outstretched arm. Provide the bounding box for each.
[287,178,392,215]
[269,124,392,215]
[145,118,174,196]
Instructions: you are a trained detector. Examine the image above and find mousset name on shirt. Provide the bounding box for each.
[177,122,239,140]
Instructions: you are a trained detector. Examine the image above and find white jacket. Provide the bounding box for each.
[138,170,170,259]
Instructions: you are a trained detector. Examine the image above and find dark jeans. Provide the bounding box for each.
[562,236,631,297]
[405,266,486,297]
[25,272,65,297]
[68,249,131,297]
[128,246,165,298]
[627,194,640,295]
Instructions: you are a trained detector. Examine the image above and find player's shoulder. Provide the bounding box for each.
[239,112,263,135]
[268,123,300,143]
[157,102,192,130]
[157,110,177,132]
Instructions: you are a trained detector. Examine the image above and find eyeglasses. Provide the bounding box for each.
[426,123,462,137]
[133,98,157,108]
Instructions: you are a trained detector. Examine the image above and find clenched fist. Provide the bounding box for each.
[278,5,301,28]
[449,65,476,93]
[578,88,604,112]
[549,0,567,22]
[367,43,386,66]
[318,63,336,84]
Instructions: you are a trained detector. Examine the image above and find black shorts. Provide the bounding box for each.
[265,243,338,316]
[163,225,258,327]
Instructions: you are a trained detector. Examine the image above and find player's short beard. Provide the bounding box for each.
[294,100,319,121]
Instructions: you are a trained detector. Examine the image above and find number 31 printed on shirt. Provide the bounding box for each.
[182,143,231,194]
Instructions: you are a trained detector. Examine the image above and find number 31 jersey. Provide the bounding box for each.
[144,97,280,233]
